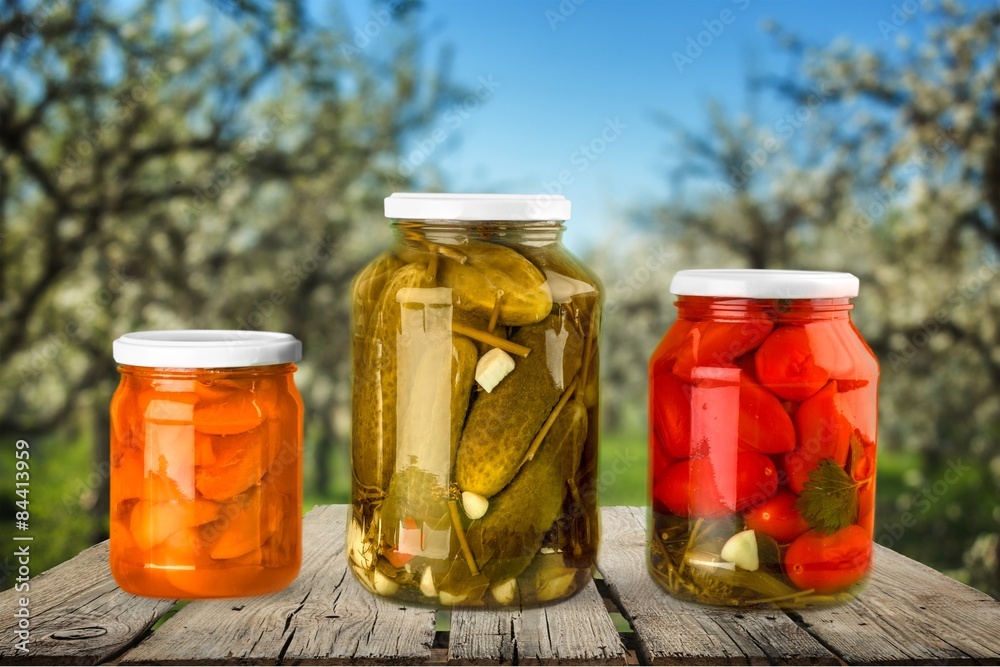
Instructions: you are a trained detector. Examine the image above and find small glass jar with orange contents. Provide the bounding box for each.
[110,330,303,598]
[648,270,878,607]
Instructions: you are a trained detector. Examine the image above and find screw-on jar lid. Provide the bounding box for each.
[670,269,860,299]
[385,193,571,221]
[113,330,302,368]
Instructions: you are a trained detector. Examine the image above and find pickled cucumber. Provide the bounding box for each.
[455,313,584,497]
[466,400,588,583]
[449,336,479,463]
[352,252,405,339]
[352,263,433,493]
[438,240,553,326]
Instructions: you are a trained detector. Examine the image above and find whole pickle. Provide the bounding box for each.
[519,244,601,309]
[449,336,479,464]
[521,244,601,409]
[352,263,432,493]
[438,240,553,326]
[454,313,584,497]
[465,400,588,584]
[352,252,405,339]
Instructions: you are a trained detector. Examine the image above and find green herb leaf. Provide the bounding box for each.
[795,458,861,534]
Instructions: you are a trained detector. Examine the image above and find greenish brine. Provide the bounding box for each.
[349,194,602,606]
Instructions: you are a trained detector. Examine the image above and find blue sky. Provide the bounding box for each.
[320,1,963,252]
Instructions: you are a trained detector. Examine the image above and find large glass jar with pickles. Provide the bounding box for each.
[349,193,601,606]
[648,270,878,607]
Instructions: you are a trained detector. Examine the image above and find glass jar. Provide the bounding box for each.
[648,270,878,607]
[349,193,601,606]
[109,330,303,598]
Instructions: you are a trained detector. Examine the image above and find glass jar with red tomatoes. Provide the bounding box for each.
[648,270,878,607]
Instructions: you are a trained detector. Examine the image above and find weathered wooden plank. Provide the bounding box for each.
[449,578,627,665]
[0,541,175,666]
[597,506,839,666]
[0,541,133,622]
[119,504,437,665]
[791,544,1000,665]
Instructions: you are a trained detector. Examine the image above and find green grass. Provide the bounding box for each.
[597,430,648,506]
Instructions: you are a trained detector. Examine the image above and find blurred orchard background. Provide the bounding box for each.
[1,0,998,597]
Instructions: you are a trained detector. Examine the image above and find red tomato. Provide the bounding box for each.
[655,453,778,518]
[651,369,692,458]
[785,381,852,493]
[738,373,796,454]
[650,319,695,375]
[649,428,677,510]
[734,452,779,510]
[654,458,730,518]
[673,319,774,382]
[785,525,872,593]
[735,352,758,381]
[743,490,810,543]
[755,325,830,401]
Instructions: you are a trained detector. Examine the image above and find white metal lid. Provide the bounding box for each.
[113,330,302,368]
[670,269,860,299]
[385,193,571,221]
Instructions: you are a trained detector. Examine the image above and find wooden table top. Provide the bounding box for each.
[1,505,998,665]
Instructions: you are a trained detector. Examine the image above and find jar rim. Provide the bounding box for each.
[385,192,571,222]
[670,269,859,299]
[112,330,302,368]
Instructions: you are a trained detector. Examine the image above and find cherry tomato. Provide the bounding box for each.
[673,319,774,382]
[654,458,729,518]
[651,369,692,458]
[743,489,810,543]
[784,525,872,593]
[755,325,830,401]
[785,381,852,493]
[733,451,779,510]
[655,453,778,518]
[738,373,796,454]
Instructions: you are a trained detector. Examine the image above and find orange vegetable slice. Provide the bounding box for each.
[112,447,145,501]
[129,498,220,551]
[193,389,265,436]
[195,423,278,501]
[206,489,274,561]
[194,431,216,467]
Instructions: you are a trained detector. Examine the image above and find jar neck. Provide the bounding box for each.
[675,296,853,322]
[392,219,566,247]
[118,363,297,379]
